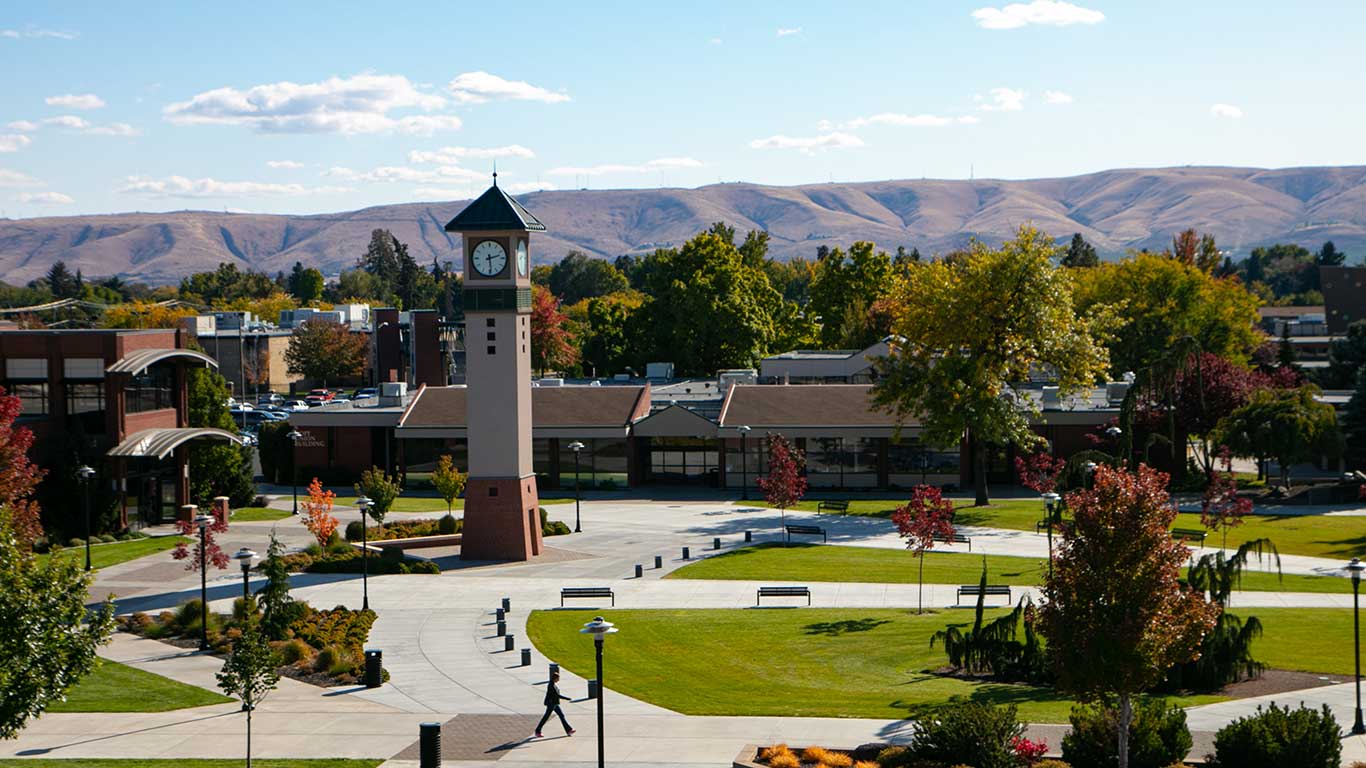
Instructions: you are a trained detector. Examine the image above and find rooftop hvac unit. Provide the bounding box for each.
[1041,386,1061,409]
[538,378,564,387]
[379,381,407,406]
[645,362,674,380]
[1106,381,1131,405]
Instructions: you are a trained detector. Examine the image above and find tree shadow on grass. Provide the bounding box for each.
[803,618,892,636]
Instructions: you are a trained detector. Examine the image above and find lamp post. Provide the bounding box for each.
[1084,461,1098,489]
[579,616,618,768]
[233,547,257,603]
[286,430,303,514]
[1041,491,1061,585]
[738,425,751,501]
[195,514,213,650]
[569,441,585,533]
[356,495,372,611]
[76,465,95,571]
[1349,557,1365,735]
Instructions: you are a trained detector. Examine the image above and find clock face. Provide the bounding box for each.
[516,239,528,276]
[471,240,507,277]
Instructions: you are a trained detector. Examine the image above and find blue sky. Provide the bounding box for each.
[2,0,1364,218]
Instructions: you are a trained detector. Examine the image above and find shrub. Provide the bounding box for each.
[803,747,833,763]
[1206,703,1340,768]
[68,537,84,547]
[438,514,458,534]
[768,754,800,768]
[1035,762,1072,768]
[823,753,854,768]
[279,638,314,665]
[910,702,1023,768]
[855,762,880,768]
[1063,699,1191,768]
[758,745,793,762]
[345,520,365,542]
[97,533,117,543]
[314,644,344,674]
[544,520,571,536]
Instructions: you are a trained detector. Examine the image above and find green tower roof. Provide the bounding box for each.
[444,180,546,232]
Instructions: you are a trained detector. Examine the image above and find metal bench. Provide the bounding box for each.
[817,500,850,514]
[1170,528,1208,547]
[956,584,1012,605]
[1035,518,1054,534]
[932,532,972,551]
[757,586,811,606]
[560,587,615,607]
[785,524,827,542]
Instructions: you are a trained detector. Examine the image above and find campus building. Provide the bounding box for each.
[0,328,237,528]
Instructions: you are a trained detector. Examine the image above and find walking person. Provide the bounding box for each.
[535,670,575,738]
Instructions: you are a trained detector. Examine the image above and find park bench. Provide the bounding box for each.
[757,586,812,606]
[1035,518,1055,534]
[932,532,972,551]
[956,584,1012,605]
[785,524,828,542]
[817,500,850,514]
[1170,528,1208,547]
[560,587,615,607]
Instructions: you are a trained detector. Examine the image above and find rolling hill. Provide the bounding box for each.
[2,164,1364,285]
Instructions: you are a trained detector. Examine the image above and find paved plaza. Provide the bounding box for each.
[8,494,1366,765]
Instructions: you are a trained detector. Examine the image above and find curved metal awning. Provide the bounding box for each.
[107,427,241,459]
[106,348,217,376]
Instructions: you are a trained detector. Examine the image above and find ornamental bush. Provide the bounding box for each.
[1062,699,1191,768]
[909,702,1024,768]
[1205,703,1340,768]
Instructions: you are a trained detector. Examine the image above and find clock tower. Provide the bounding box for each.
[444,178,544,561]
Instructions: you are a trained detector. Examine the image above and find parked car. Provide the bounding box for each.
[260,410,290,421]
[228,403,254,414]
[304,388,335,406]
[256,393,284,406]
[237,431,258,447]
[283,400,310,412]
[353,387,378,400]
[330,397,351,406]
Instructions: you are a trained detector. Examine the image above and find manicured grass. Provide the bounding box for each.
[1242,608,1357,676]
[762,497,1366,560]
[41,536,182,571]
[0,754,382,759]
[46,660,232,712]
[527,608,1223,722]
[668,543,1356,593]
[0,762,382,768]
[334,495,461,513]
[231,506,293,522]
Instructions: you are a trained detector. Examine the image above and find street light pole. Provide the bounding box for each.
[738,425,751,501]
[1350,558,1365,735]
[579,616,618,768]
[569,441,585,533]
[195,514,212,650]
[234,548,257,603]
[357,496,372,611]
[77,465,95,571]
[1042,492,1060,586]
[287,430,302,514]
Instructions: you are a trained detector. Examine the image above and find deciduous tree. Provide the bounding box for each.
[530,285,580,375]
[300,478,338,548]
[1039,464,1218,768]
[284,319,369,388]
[875,226,1110,505]
[431,455,467,514]
[1199,449,1252,550]
[808,241,895,348]
[1212,385,1340,487]
[355,466,400,525]
[186,366,255,507]
[216,619,281,768]
[757,434,806,539]
[0,387,46,548]
[891,485,957,613]
[547,251,628,305]
[171,512,230,571]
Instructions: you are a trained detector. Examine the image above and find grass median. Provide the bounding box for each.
[40,537,182,571]
[47,660,232,712]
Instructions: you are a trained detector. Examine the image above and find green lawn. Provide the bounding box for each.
[46,660,232,712]
[668,543,1356,594]
[1242,608,1358,676]
[231,506,293,522]
[761,497,1366,560]
[527,608,1225,722]
[0,762,382,768]
[333,495,460,513]
[41,537,182,571]
[0,754,382,759]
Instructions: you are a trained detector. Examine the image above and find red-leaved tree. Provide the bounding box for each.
[171,514,231,571]
[1015,451,1066,494]
[1200,447,1252,550]
[891,485,957,613]
[0,386,46,548]
[1039,463,1219,768]
[300,477,339,548]
[757,433,806,542]
[530,285,580,375]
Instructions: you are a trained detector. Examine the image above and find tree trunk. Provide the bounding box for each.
[246,695,253,768]
[973,439,989,507]
[1117,692,1132,768]
[918,555,925,614]
[781,507,787,547]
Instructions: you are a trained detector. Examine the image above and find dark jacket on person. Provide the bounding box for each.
[544,681,563,707]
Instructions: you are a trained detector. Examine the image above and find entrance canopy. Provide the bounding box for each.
[108,427,241,459]
[107,348,217,376]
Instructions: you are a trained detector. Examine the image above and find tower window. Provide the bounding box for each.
[489,486,498,497]
[487,345,497,355]
[487,331,496,341]
[486,318,496,327]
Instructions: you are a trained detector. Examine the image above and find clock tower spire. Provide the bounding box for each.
[445,184,544,561]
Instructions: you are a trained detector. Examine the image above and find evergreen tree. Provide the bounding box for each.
[46,261,82,299]
[1061,233,1099,268]
[1318,240,1346,266]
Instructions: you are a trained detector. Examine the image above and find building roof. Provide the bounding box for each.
[1258,305,1325,318]
[107,427,240,459]
[399,385,649,429]
[719,384,901,428]
[444,183,546,232]
[106,348,218,375]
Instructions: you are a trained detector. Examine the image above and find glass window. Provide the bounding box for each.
[67,382,105,415]
[8,382,48,416]
[805,438,843,474]
[847,438,879,475]
[593,438,629,486]
[124,366,174,413]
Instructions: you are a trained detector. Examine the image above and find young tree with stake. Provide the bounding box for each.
[757,434,806,542]
[891,485,957,613]
[216,618,280,768]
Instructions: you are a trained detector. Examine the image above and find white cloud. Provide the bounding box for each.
[325,164,486,184]
[1211,103,1244,119]
[163,73,456,135]
[1044,90,1074,104]
[505,181,555,194]
[977,87,1027,111]
[116,175,352,198]
[835,113,980,130]
[747,133,864,153]
[0,135,32,152]
[83,122,139,136]
[777,27,803,37]
[9,116,139,136]
[43,115,91,130]
[709,37,722,45]
[546,157,705,176]
[446,71,569,104]
[15,191,74,205]
[6,120,39,132]
[1,27,78,40]
[45,93,105,110]
[266,160,305,169]
[408,145,536,165]
[972,1,1104,29]
[0,169,40,187]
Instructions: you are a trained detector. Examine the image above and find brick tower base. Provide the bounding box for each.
[461,476,542,562]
